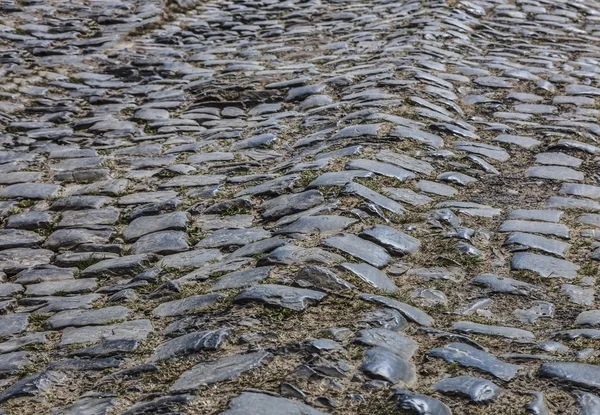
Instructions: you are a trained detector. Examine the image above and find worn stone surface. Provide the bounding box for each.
[0,0,597,412]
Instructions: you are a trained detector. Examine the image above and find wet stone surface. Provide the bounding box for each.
[0,0,598,412]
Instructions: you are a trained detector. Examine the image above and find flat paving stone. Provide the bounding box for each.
[235,284,326,311]
[538,363,600,390]
[360,225,420,256]
[150,329,229,362]
[46,306,131,330]
[428,342,521,381]
[432,375,501,402]
[511,252,579,279]
[60,320,153,346]
[324,233,392,268]
[170,351,273,392]
[360,347,417,385]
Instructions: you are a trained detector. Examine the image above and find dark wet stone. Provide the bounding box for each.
[432,375,501,402]
[171,351,273,392]
[295,266,353,292]
[324,234,391,268]
[360,347,416,385]
[359,294,433,326]
[150,329,229,362]
[153,293,223,317]
[428,342,521,381]
[0,371,65,404]
[355,328,417,360]
[538,362,600,390]
[46,306,130,330]
[394,389,451,415]
[361,225,420,256]
[453,321,535,342]
[341,262,397,293]
[235,284,326,311]
[59,320,153,347]
[511,252,579,279]
[219,391,325,415]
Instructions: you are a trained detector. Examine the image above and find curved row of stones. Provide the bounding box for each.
[2,0,600,413]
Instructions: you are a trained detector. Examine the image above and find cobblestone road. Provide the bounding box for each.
[2,0,600,413]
